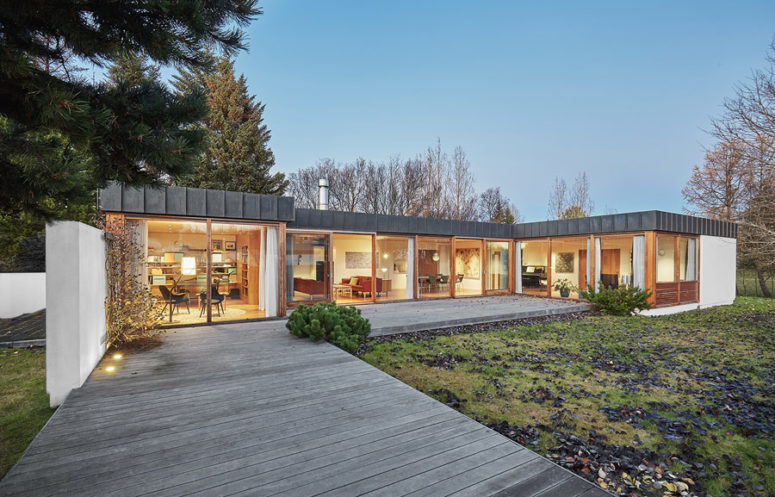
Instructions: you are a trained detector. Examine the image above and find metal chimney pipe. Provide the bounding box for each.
[317,178,329,210]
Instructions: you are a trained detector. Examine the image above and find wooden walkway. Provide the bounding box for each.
[1,313,606,496]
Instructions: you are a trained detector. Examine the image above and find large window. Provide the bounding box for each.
[521,240,549,295]
[598,236,635,290]
[332,233,373,304]
[454,239,483,296]
[679,237,698,281]
[485,241,510,292]
[143,219,208,325]
[550,237,587,298]
[375,236,412,301]
[209,223,266,322]
[656,235,677,283]
[418,237,451,298]
[287,233,330,303]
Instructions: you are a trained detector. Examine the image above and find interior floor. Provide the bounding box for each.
[159,297,266,325]
[455,287,483,296]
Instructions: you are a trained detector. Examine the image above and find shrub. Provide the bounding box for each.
[579,282,653,316]
[286,302,371,353]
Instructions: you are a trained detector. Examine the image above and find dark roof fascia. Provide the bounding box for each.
[97,182,295,223]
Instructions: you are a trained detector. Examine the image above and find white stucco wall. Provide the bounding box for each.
[699,235,737,308]
[46,221,107,408]
[0,273,45,318]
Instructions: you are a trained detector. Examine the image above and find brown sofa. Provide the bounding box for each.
[341,276,373,296]
[294,277,325,295]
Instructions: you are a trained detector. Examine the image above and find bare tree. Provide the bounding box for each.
[401,157,426,217]
[330,158,366,212]
[547,177,567,219]
[682,140,747,221]
[478,187,520,224]
[447,146,478,221]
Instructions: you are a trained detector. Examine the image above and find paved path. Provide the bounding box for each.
[1,300,605,496]
[359,295,590,336]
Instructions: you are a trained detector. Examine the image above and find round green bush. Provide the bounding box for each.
[286,302,371,353]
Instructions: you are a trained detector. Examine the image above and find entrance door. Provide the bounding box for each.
[578,249,587,290]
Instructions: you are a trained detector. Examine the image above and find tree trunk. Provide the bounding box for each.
[756,269,772,298]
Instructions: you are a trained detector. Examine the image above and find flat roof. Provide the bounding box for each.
[98,182,737,239]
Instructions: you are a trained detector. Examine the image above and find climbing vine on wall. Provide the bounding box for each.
[100,217,160,345]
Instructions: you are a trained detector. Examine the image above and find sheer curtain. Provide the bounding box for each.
[586,237,591,290]
[685,238,697,281]
[514,241,522,294]
[258,227,266,312]
[406,238,415,299]
[632,235,645,289]
[264,227,278,317]
[594,237,601,288]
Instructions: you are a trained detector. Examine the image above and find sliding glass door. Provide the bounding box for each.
[286,233,330,304]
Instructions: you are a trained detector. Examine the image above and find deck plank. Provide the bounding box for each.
[1,297,607,497]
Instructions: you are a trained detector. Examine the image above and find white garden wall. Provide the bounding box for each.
[699,235,737,308]
[0,273,45,318]
[46,221,107,408]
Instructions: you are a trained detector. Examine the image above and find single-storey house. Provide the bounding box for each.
[98,182,737,325]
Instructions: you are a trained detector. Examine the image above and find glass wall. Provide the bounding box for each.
[417,237,452,298]
[209,223,265,322]
[485,241,510,292]
[656,234,677,283]
[454,239,483,296]
[679,237,698,281]
[550,237,587,298]
[287,233,330,303]
[521,240,549,295]
[143,219,209,325]
[598,236,634,290]
[332,233,373,304]
[375,236,412,301]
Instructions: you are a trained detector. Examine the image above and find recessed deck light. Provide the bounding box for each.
[113,353,122,360]
[106,366,116,372]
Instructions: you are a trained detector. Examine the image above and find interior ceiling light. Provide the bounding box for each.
[432,252,440,262]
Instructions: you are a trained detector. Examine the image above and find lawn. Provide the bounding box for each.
[0,348,53,478]
[360,297,775,497]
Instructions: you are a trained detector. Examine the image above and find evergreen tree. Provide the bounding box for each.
[177,57,287,194]
[0,1,259,216]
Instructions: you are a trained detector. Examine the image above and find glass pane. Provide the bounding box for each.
[486,241,510,291]
[549,237,587,298]
[376,236,410,301]
[454,239,483,296]
[656,235,676,283]
[210,223,265,322]
[144,219,208,325]
[598,236,635,290]
[680,238,697,281]
[288,233,330,303]
[418,237,452,298]
[332,234,373,304]
[521,240,549,295]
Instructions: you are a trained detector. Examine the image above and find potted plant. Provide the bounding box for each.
[552,278,575,298]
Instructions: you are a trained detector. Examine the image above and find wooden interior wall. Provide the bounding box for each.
[644,231,657,306]
[600,249,621,275]
[418,250,439,276]
[578,249,588,290]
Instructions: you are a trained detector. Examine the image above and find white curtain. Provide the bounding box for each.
[632,235,645,289]
[594,237,601,289]
[586,237,591,290]
[258,227,266,311]
[264,227,279,317]
[685,238,697,281]
[406,238,415,299]
[514,241,522,293]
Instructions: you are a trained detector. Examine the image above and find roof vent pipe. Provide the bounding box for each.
[317,178,329,210]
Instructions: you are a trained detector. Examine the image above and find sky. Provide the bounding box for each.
[231,1,775,221]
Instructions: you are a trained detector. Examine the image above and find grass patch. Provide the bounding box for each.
[360,297,775,496]
[0,348,53,478]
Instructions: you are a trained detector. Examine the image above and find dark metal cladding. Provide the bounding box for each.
[98,181,295,222]
[98,182,735,238]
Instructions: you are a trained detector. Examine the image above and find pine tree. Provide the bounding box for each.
[178,57,287,194]
[0,1,259,216]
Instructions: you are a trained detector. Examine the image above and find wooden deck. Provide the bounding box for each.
[1,316,606,496]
